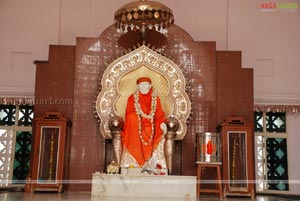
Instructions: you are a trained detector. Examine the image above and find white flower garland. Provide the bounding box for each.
[134,89,157,146]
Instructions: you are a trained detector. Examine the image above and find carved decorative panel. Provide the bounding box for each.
[0,129,14,187]
[96,45,191,140]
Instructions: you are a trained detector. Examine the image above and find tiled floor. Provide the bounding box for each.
[0,192,299,201]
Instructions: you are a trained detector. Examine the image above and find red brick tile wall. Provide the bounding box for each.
[34,25,253,191]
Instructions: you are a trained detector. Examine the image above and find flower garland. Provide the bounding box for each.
[133,89,157,146]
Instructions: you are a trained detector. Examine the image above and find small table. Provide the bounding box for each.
[196,162,223,198]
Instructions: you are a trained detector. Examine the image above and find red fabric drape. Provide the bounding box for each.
[121,88,165,166]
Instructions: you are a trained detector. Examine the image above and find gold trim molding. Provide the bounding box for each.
[95,45,191,140]
[254,104,300,113]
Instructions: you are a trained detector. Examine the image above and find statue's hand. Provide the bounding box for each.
[160,122,167,135]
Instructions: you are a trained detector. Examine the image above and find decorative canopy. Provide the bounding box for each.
[114,0,174,34]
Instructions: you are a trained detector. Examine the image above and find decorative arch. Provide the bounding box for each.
[95,45,191,140]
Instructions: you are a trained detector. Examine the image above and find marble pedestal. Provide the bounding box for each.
[91,173,196,198]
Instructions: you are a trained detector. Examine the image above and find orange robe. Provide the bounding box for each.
[121,88,165,166]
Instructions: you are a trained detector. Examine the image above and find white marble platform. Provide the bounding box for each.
[91,173,196,198]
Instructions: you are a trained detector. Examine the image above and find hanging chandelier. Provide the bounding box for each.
[114,0,174,34]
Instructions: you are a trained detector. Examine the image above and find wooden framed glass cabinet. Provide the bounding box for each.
[218,117,255,198]
[26,112,71,192]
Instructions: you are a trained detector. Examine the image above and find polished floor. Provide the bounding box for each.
[0,192,299,201]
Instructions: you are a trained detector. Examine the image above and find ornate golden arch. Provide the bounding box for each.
[95,45,191,140]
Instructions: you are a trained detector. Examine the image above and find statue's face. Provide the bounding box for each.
[138,82,151,94]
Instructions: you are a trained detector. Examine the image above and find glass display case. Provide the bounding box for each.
[37,127,60,183]
[218,117,255,198]
[27,112,71,192]
[195,132,223,197]
[196,132,221,163]
[227,131,247,191]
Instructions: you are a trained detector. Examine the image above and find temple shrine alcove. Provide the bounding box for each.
[33,0,253,192]
[95,44,191,175]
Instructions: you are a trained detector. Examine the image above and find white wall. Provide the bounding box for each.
[287,114,300,195]
[1,0,300,103]
[1,0,300,195]
[228,0,300,105]
[0,0,61,96]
